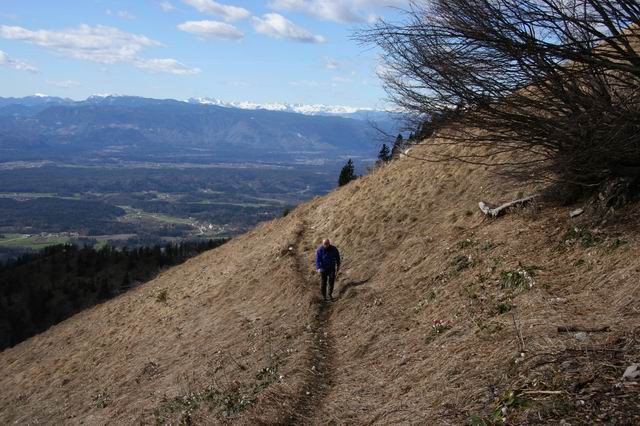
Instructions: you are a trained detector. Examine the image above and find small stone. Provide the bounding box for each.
[574,332,588,341]
[570,208,584,218]
[622,363,640,380]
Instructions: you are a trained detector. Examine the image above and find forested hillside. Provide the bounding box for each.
[0,239,225,350]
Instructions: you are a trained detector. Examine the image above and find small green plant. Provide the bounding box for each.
[492,388,531,422]
[464,286,478,301]
[608,237,626,251]
[426,319,451,343]
[141,360,160,378]
[456,238,475,250]
[480,240,495,251]
[93,390,111,408]
[415,291,436,311]
[154,365,280,422]
[253,366,278,394]
[451,254,473,272]
[499,265,537,289]
[466,415,493,425]
[479,322,504,334]
[559,226,600,249]
[495,302,513,315]
[156,288,168,303]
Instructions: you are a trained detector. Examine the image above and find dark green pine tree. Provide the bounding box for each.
[390,134,404,159]
[338,158,356,186]
[377,143,391,165]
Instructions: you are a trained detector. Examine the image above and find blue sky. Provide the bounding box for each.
[0,0,408,108]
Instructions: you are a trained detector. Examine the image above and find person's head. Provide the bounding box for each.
[322,238,331,248]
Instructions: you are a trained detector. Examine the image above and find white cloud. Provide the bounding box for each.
[134,58,201,75]
[252,13,326,43]
[332,75,351,83]
[182,0,250,22]
[0,50,37,72]
[106,9,136,20]
[0,24,162,63]
[0,24,199,75]
[55,80,81,88]
[118,10,136,20]
[269,0,408,23]
[160,1,177,12]
[289,80,320,87]
[325,57,339,69]
[178,20,244,40]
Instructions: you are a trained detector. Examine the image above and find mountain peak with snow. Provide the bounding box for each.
[186,97,384,118]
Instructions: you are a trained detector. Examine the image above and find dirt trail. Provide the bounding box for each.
[283,220,336,425]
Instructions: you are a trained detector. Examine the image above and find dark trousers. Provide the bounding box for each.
[320,270,336,300]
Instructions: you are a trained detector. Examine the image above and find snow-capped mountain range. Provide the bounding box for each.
[187,97,378,116]
[0,94,395,121]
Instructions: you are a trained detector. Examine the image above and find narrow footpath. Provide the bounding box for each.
[283,220,336,424]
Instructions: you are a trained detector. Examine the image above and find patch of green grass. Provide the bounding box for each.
[118,205,193,226]
[559,226,600,249]
[468,387,532,425]
[154,365,279,423]
[0,233,71,249]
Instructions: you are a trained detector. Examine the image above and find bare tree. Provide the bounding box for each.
[358,0,640,192]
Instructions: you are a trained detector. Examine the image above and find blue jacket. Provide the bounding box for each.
[316,245,341,272]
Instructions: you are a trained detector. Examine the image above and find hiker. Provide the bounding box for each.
[316,238,341,302]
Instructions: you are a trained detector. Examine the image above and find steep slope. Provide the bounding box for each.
[1,140,639,424]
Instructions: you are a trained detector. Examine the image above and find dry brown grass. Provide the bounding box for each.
[1,140,639,424]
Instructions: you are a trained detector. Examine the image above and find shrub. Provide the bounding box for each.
[359,0,640,193]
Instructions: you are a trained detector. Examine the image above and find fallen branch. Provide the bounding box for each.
[479,195,538,218]
[557,325,610,333]
[521,390,564,395]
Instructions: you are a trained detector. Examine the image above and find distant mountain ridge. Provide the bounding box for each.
[0,95,395,164]
[187,97,395,122]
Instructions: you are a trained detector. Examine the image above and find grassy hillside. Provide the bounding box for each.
[1,139,638,424]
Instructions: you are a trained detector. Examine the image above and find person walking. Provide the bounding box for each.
[316,238,341,302]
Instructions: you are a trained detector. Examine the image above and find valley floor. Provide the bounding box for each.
[1,140,639,424]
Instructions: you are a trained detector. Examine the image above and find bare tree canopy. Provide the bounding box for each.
[358,0,640,190]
